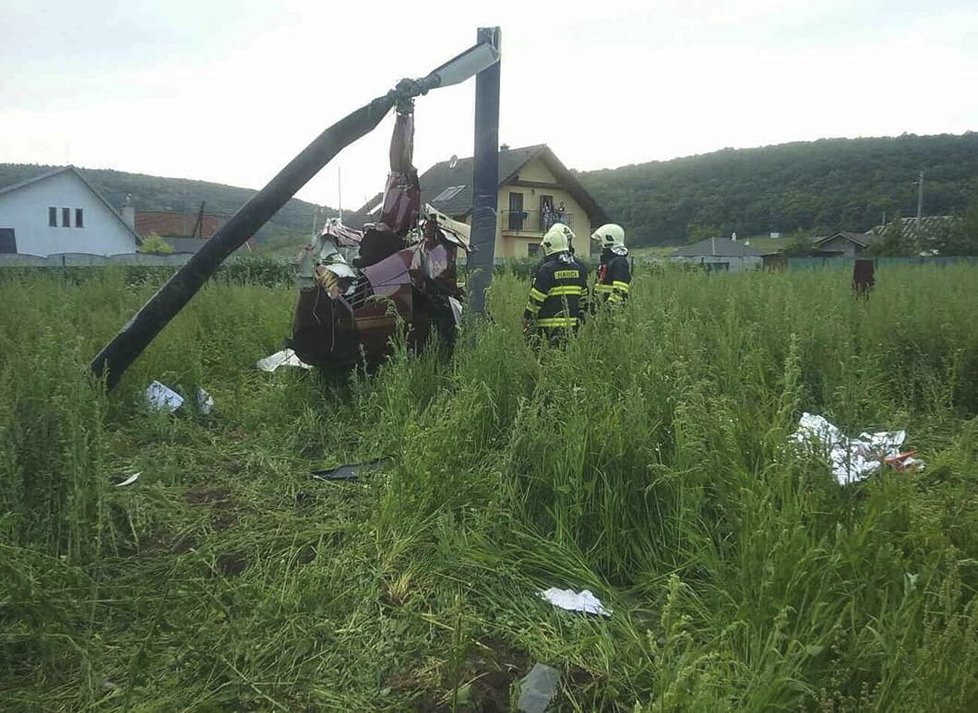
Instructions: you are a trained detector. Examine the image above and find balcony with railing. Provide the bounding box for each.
[500,210,574,234]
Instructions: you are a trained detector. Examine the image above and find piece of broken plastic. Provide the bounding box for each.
[539,588,612,617]
[146,381,184,412]
[311,458,388,482]
[196,387,214,415]
[256,349,313,372]
[449,296,463,328]
[517,663,560,713]
[112,472,141,487]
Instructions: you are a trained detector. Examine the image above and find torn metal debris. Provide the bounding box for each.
[790,412,925,485]
[310,458,389,482]
[146,381,183,412]
[288,109,470,372]
[518,663,560,713]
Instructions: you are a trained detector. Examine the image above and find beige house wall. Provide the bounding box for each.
[495,157,594,259]
[457,156,597,261]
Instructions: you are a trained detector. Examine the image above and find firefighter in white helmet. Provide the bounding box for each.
[590,223,631,306]
[522,223,589,343]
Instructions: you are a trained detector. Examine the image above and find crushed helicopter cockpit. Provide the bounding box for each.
[287,109,471,370]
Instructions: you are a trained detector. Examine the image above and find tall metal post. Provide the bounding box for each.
[467,26,501,316]
[916,170,924,240]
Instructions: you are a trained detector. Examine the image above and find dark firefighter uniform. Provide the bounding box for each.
[594,249,631,305]
[523,253,590,341]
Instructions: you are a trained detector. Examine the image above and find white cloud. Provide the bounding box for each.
[1,0,975,213]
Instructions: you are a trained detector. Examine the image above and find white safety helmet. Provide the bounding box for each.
[542,223,575,256]
[591,223,626,250]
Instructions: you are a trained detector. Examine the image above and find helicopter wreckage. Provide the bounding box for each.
[288,110,472,370]
[90,29,501,389]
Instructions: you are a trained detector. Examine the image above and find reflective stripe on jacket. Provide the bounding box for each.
[595,250,631,305]
[523,253,590,329]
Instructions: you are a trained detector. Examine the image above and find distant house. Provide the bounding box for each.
[811,232,879,257]
[669,237,763,272]
[346,144,609,259]
[133,210,228,240]
[122,205,253,254]
[0,166,139,256]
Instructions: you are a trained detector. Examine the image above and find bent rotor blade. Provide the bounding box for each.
[421,39,500,91]
[91,93,395,390]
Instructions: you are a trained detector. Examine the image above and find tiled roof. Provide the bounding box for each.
[869,215,958,237]
[670,237,763,258]
[812,231,879,248]
[419,144,547,216]
[135,211,228,239]
[344,144,608,230]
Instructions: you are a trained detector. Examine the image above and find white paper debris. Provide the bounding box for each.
[196,387,214,415]
[256,349,313,372]
[539,588,612,617]
[449,296,463,328]
[790,412,922,485]
[146,381,184,412]
[114,472,141,487]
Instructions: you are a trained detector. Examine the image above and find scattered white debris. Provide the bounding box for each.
[114,472,141,487]
[146,381,184,412]
[790,412,924,485]
[196,387,214,415]
[256,349,313,372]
[539,588,612,617]
[449,296,463,328]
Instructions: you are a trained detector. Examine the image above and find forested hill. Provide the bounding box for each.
[577,133,978,247]
[0,163,336,239]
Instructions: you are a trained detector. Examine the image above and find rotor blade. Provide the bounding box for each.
[420,37,500,91]
[91,92,396,390]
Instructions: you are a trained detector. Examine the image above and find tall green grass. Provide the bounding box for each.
[2,265,977,710]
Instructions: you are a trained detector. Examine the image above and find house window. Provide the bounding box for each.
[61,207,71,227]
[507,192,524,231]
[0,228,16,254]
[49,207,57,226]
[75,208,84,228]
[528,242,541,258]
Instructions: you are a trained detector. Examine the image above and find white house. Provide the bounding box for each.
[0,166,139,256]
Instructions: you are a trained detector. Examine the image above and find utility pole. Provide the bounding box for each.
[338,167,343,223]
[467,26,502,317]
[916,170,924,239]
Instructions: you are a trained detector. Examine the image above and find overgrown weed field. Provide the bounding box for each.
[2,265,978,711]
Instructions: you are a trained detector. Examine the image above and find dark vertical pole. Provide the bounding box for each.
[467,26,501,317]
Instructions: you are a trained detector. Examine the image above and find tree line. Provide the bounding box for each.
[577,133,978,247]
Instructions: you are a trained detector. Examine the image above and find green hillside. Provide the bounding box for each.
[0,163,337,241]
[578,133,978,247]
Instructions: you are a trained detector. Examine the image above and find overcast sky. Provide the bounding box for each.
[2,0,976,211]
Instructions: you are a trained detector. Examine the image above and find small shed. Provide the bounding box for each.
[669,237,763,272]
[811,232,878,257]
